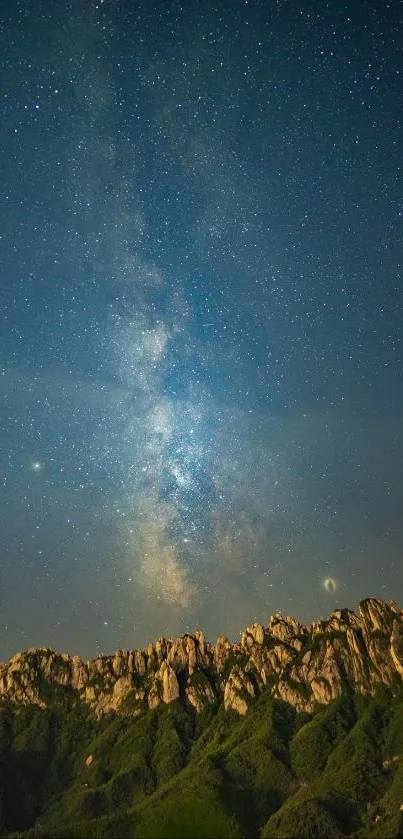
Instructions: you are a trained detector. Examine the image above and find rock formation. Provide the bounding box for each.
[0,598,402,717]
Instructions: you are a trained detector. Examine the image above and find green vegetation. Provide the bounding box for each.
[290,693,357,781]
[2,680,403,838]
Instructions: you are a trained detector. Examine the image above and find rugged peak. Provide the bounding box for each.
[241,624,265,647]
[359,597,395,632]
[269,613,302,642]
[327,607,362,632]
[390,599,403,616]
[0,598,402,719]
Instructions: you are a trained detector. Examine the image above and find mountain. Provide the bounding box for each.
[0,597,402,838]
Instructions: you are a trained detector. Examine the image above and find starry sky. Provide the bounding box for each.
[1,0,402,660]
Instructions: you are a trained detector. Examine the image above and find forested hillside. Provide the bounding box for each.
[1,673,403,837]
[1,598,403,837]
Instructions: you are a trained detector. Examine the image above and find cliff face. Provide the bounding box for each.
[1,597,402,717]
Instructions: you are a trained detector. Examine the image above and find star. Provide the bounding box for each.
[0,0,400,661]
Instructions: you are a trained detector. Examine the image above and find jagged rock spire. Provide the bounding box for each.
[0,598,402,716]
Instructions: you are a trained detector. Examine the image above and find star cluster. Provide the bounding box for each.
[0,0,402,658]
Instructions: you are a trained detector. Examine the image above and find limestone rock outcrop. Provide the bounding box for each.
[185,671,215,712]
[0,598,402,717]
[224,665,256,715]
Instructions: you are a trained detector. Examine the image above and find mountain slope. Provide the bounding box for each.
[1,598,403,720]
[1,597,403,838]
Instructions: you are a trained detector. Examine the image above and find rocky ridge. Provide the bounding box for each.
[1,597,403,717]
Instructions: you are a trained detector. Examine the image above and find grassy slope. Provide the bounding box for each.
[2,683,403,838]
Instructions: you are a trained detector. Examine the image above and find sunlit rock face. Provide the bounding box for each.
[0,598,402,717]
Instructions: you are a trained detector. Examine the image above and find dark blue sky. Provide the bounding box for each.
[1,0,402,658]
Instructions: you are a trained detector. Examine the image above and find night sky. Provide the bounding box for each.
[1,0,402,660]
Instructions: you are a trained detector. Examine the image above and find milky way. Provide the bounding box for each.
[1,0,402,658]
